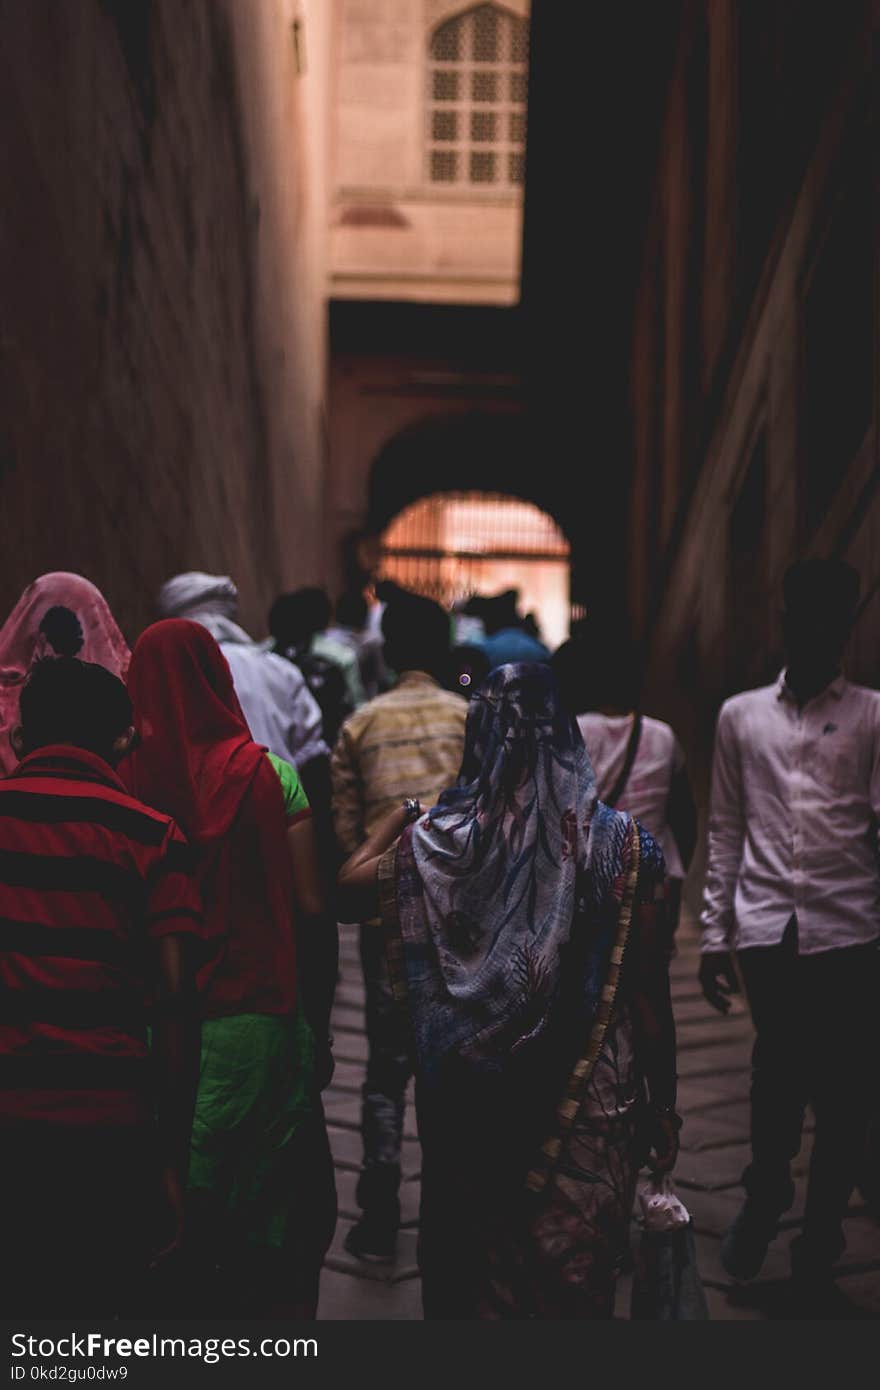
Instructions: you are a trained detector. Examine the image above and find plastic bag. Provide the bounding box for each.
[630,1176,709,1320]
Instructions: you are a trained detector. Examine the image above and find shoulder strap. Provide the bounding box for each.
[605,713,643,808]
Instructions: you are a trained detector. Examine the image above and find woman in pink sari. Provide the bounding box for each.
[0,573,129,774]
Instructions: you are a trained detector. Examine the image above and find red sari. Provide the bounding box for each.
[124,621,335,1306]
[123,618,297,1016]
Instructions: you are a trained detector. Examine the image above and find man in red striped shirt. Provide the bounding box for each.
[0,657,205,1315]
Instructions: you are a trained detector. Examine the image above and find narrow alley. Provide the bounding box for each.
[319,918,880,1320]
[0,0,877,1337]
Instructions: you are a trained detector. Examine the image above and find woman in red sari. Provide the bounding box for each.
[124,619,337,1316]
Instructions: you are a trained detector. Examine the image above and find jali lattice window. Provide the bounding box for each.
[428,4,529,190]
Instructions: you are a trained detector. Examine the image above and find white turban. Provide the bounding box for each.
[157,572,239,621]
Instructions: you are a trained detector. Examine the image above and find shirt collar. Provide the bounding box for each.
[776,669,847,704]
[396,671,440,690]
[8,744,127,791]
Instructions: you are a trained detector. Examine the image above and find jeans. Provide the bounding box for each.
[737,917,878,1269]
[357,923,412,1216]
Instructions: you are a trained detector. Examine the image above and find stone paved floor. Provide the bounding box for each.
[318,918,880,1319]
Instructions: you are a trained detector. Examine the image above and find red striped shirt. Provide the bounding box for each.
[0,745,204,1127]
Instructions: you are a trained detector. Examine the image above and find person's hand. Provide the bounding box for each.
[647,1108,682,1176]
[150,1164,186,1269]
[699,950,740,1014]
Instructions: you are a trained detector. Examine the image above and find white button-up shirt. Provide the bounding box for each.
[578,712,686,879]
[700,672,880,955]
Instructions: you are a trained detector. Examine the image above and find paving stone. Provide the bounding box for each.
[669,984,707,1005]
[679,1109,749,1153]
[333,982,366,1009]
[326,1059,364,1094]
[324,1224,420,1284]
[670,934,701,955]
[332,1031,369,1063]
[677,1043,752,1079]
[674,997,723,1023]
[678,1137,814,1192]
[703,1285,765,1320]
[836,1269,880,1317]
[670,954,702,974]
[670,967,703,987]
[676,1018,753,1051]
[775,1175,810,1228]
[836,1214,880,1271]
[677,1078,751,1113]
[675,1143,751,1191]
[613,1269,633,1319]
[318,1267,423,1320]
[703,1098,752,1130]
[331,1004,366,1034]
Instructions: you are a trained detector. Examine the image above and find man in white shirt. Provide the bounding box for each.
[699,559,880,1306]
[554,624,697,932]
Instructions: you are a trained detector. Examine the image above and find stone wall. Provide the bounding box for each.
[627,0,878,898]
[0,0,329,642]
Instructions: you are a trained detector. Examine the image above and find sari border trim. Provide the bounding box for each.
[525,819,641,1195]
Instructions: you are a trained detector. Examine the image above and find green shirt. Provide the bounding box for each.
[266,752,310,823]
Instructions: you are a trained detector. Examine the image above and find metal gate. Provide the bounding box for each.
[379,492,570,649]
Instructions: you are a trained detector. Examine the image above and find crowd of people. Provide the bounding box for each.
[0,556,876,1320]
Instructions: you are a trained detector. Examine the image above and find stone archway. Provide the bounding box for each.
[366,412,572,648]
[379,489,570,648]
[366,411,569,538]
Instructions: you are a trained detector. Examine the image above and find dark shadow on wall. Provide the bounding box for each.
[100,0,157,138]
[367,412,573,543]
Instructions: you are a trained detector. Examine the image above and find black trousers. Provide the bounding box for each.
[737,919,878,1267]
[357,923,412,1212]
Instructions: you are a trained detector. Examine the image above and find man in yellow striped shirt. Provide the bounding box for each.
[331,594,467,1262]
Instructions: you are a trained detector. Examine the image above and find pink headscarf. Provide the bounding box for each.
[0,573,130,774]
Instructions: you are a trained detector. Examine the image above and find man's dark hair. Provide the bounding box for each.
[382,592,451,678]
[335,590,368,631]
[39,606,85,657]
[19,658,132,760]
[479,590,521,636]
[268,588,332,649]
[553,616,641,713]
[783,558,860,622]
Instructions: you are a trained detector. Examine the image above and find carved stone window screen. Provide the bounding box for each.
[427,5,529,189]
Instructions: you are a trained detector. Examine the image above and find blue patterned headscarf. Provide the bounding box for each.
[381,664,643,1087]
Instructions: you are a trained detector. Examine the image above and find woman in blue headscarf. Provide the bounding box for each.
[339,663,680,1319]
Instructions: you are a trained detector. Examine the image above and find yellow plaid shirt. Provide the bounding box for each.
[331,671,468,854]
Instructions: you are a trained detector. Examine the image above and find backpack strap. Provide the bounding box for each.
[605,713,643,808]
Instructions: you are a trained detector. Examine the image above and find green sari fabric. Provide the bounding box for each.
[188,1010,315,1250]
